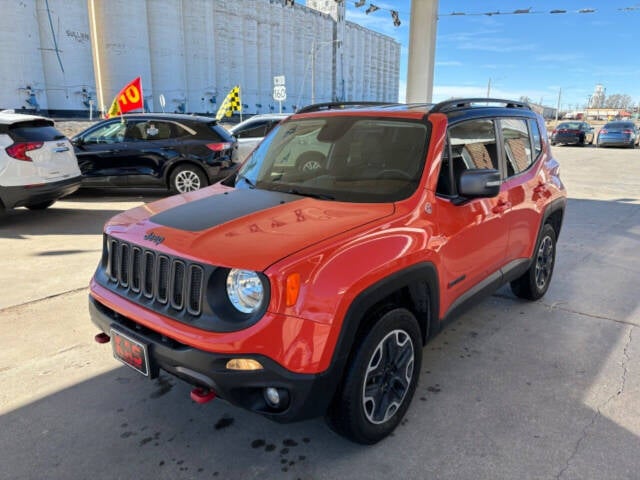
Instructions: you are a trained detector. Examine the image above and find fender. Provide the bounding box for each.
[326,262,439,385]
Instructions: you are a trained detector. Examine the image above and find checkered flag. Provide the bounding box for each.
[215,85,242,121]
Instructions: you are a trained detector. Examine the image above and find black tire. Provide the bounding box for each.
[579,135,585,147]
[26,200,55,210]
[169,164,208,194]
[510,223,557,300]
[326,307,422,444]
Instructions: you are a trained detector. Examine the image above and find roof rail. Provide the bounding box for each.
[295,101,400,114]
[430,98,531,114]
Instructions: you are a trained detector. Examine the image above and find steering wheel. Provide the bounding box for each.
[376,169,413,180]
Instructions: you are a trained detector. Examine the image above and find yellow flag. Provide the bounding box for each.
[215,86,241,121]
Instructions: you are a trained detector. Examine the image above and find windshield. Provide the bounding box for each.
[234,116,429,203]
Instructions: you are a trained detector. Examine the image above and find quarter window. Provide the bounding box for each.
[501,118,533,176]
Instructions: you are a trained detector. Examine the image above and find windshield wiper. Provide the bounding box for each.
[236,173,256,189]
[286,188,335,201]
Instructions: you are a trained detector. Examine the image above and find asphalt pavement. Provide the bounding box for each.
[1,145,639,480]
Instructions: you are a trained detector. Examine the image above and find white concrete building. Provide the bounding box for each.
[0,0,400,116]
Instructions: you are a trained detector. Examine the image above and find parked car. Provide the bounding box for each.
[550,121,594,146]
[72,113,236,193]
[229,113,288,163]
[0,111,81,214]
[596,121,639,148]
[89,99,566,444]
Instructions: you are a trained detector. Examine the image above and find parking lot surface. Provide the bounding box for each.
[1,146,639,479]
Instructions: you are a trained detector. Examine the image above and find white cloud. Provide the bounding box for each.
[436,60,463,67]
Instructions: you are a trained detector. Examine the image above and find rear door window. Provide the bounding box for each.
[501,118,533,177]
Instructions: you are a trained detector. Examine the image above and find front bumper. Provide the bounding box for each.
[89,295,336,422]
[0,176,81,209]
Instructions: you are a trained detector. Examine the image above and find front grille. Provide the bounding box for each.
[105,236,205,316]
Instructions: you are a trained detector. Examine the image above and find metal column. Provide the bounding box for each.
[406,0,438,103]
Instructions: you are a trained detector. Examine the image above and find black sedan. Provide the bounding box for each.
[72,113,237,193]
[550,121,595,146]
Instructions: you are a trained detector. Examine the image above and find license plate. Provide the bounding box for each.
[110,328,150,376]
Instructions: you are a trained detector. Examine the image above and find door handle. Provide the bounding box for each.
[492,200,511,214]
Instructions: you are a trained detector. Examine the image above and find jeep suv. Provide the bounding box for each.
[89,99,566,444]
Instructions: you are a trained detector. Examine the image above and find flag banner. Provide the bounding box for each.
[215,86,241,121]
[105,77,143,118]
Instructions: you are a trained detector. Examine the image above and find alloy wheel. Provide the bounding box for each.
[535,236,554,290]
[362,329,414,425]
[175,170,201,193]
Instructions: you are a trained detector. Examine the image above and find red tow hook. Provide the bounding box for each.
[94,332,110,344]
[190,387,216,404]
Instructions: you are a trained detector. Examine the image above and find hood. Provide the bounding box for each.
[105,185,395,271]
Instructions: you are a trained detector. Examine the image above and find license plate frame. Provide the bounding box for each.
[110,327,150,377]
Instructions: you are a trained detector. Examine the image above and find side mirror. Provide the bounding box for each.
[458,169,501,199]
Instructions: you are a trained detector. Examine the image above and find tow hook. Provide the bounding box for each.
[94,332,110,344]
[190,387,216,404]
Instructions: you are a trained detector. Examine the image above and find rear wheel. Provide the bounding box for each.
[326,307,422,444]
[511,223,557,300]
[26,200,55,210]
[169,165,208,194]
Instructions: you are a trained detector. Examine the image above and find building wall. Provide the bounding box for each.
[0,0,401,116]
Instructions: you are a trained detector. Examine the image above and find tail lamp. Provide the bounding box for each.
[5,141,44,161]
[206,142,232,152]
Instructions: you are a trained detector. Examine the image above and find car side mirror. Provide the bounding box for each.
[71,137,83,147]
[458,169,501,199]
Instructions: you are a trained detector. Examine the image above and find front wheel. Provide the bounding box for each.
[326,307,422,444]
[169,165,208,194]
[511,223,557,300]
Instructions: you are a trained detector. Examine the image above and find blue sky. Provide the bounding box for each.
[345,1,640,110]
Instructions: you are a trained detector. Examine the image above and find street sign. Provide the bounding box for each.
[273,85,287,102]
[273,75,285,86]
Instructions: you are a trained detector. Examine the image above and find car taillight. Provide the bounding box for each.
[622,129,633,134]
[552,130,557,134]
[5,141,44,161]
[206,142,232,152]
[600,129,607,135]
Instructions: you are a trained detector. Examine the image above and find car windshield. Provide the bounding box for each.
[233,116,429,203]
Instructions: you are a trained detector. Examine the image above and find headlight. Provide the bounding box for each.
[226,269,264,314]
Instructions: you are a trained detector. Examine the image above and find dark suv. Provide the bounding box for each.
[73,113,236,193]
[89,99,566,444]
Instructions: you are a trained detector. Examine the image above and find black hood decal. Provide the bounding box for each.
[150,188,303,232]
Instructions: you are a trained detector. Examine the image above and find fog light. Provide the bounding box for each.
[226,358,264,371]
[264,387,281,407]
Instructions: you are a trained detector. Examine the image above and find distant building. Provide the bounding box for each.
[528,102,557,119]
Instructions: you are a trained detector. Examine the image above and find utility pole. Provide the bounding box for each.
[555,87,562,123]
[487,78,492,98]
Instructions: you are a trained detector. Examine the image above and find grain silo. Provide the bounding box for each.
[0,0,400,116]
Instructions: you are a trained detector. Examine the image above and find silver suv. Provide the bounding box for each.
[0,111,81,214]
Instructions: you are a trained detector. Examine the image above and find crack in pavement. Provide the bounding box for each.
[0,286,89,314]
[555,326,635,480]
[491,293,638,328]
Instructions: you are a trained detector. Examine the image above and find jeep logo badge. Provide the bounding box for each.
[144,232,165,245]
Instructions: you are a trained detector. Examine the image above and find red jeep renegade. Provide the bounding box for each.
[90,99,566,444]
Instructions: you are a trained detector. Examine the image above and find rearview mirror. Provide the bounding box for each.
[458,169,501,199]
